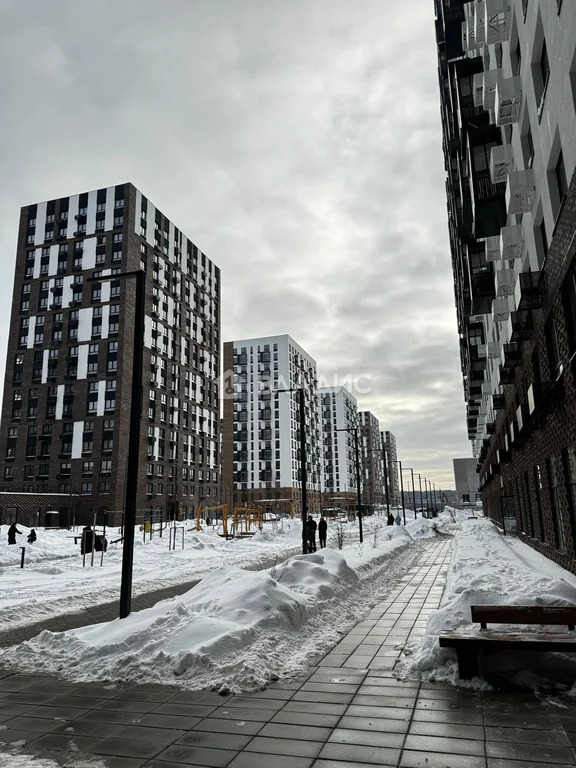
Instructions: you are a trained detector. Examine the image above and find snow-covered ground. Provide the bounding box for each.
[0,515,442,693]
[398,511,576,692]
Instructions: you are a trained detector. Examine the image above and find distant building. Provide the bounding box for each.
[222,334,321,514]
[319,386,358,509]
[453,458,480,503]
[382,430,400,507]
[359,411,384,508]
[0,183,220,525]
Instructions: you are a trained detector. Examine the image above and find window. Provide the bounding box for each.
[555,151,568,207]
[101,460,112,474]
[81,482,93,495]
[540,40,550,97]
[545,316,561,380]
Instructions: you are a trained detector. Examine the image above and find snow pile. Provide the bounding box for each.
[0,752,106,768]
[1,533,422,692]
[398,517,576,690]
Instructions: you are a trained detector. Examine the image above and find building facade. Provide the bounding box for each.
[319,386,358,509]
[0,183,220,524]
[222,335,321,513]
[359,411,384,509]
[453,457,480,503]
[436,0,576,569]
[382,429,400,507]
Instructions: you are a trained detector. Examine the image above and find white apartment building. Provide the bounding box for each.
[223,335,321,508]
[359,411,384,507]
[319,386,358,501]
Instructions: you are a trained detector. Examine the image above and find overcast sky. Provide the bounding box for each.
[0,0,472,488]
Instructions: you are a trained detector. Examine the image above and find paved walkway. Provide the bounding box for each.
[1,538,576,767]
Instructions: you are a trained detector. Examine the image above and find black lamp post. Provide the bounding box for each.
[401,466,417,520]
[417,473,424,515]
[277,387,308,554]
[396,460,406,525]
[335,426,363,543]
[89,270,145,619]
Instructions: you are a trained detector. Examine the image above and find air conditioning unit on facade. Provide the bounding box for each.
[485,0,511,44]
[485,235,501,262]
[495,267,515,297]
[490,144,514,184]
[500,224,524,259]
[506,170,535,215]
[473,73,484,107]
[483,69,501,111]
[493,295,510,322]
[474,0,487,46]
[495,77,522,125]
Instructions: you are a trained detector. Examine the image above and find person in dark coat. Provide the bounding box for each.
[307,515,317,552]
[7,522,22,545]
[80,525,94,555]
[318,516,327,549]
[27,529,37,544]
[387,513,395,526]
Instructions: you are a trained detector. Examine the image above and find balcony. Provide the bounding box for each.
[510,309,533,342]
[493,295,510,322]
[500,224,524,260]
[515,270,545,311]
[485,235,501,262]
[506,170,535,215]
[499,364,515,386]
[495,267,515,297]
[493,394,505,410]
[482,69,501,111]
[478,340,501,359]
[495,77,521,125]
[490,144,513,184]
[485,0,511,44]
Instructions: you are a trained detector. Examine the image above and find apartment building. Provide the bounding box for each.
[319,386,358,509]
[222,335,321,513]
[359,411,384,509]
[382,429,400,507]
[0,183,220,524]
[435,0,576,569]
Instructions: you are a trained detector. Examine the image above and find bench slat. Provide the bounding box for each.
[440,630,576,653]
[471,605,576,627]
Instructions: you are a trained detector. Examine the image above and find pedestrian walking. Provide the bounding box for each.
[318,515,327,549]
[27,529,37,544]
[307,515,317,552]
[7,522,22,545]
[387,513,395,526]
[395,512,402,526]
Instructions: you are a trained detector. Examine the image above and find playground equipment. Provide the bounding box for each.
[196,504,228,534]
[232,506,264,536]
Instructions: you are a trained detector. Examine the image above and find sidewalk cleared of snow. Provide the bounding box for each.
[0,516,440,693]
[398,512,576,691]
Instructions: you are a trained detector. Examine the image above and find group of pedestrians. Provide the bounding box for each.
[306,514,327,552]
[7,523,36,545]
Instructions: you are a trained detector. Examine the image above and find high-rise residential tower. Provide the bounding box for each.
[0,183,220,524]
[359,411,384,509]
[435,0,576,569]
[382,429,400,507]
[319,386,358,509]
[222,335,321,513]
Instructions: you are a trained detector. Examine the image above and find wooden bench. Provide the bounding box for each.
[439,605,576,679]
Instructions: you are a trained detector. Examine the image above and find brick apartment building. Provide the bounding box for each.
[0,183,220,526]
[436,0,576,569]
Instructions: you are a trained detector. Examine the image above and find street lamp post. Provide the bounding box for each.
[381,445,390,518]
[90,270,145,619]
[277,387,308,554]
[335,426,363,543]
[397,460,406,525]
[401,466,417,520]
[417,473,424,514]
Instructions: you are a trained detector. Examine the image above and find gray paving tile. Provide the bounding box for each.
[75,709,143,726]
[300,681,359,694]
[175,729,252,750]
[114,689,176,703]
[486,725,569,746]
[1,691,57,705]
[401,749,485,767]
[152,702,218,718]
[222,695,285,711]
[486,760,565,768]
[212,706,274,722]
[318,742,400,765]
[1,715,61,733]
[228,752,313,768]
[486,741,575,764]
[271,709,342,728]
[282,700,348,716]
[93,735,166,759]
[154,743,237,766]
[346,704,411,721]
[405,733,484,756]
[192,716,265,735]
[169,692,231,706]
[27,731,98,751]
[0,702,35,717]
[112,724,186,743]
[352,694,415,708]
[0,728,41,745]
[245,735,323,758]
[338,714,409,733]
[52,718,124,738]
[133,712,202,730]
[97,698,159,714]
[328,727,404,748]
[412,707,484,725]
[409,719,484,740]
[258,721,332,742]
[92,758,147,768]
[240,688,294,700]
[290,690,354,704]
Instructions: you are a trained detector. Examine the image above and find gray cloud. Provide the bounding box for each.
[0,0,472,487]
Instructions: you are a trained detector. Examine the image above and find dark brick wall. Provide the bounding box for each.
[481,175,576,573]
